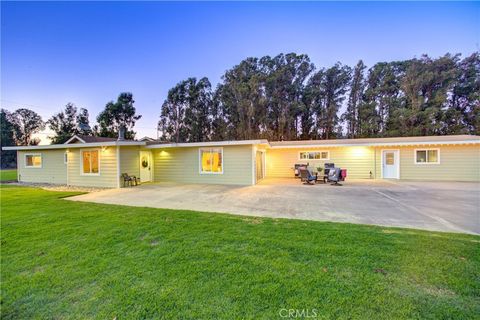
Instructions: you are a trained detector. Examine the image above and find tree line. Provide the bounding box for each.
[159,52,479,142]
[1,93,142,168]
[1,52,478,167]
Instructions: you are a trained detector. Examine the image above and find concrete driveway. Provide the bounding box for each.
[67,179,480,234]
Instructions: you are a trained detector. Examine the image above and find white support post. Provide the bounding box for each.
[252,146,256,185]
[66,149,69,186]
[116,146,121,188]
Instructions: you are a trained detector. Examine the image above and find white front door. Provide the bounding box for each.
[382,150,399,179]
[139,151,152,183]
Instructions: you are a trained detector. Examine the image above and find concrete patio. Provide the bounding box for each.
[67,178,480,234]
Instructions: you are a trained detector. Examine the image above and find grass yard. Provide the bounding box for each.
[0,169,17,182]
[1,186,479,319]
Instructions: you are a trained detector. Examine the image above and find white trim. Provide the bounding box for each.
[66,150,69,186]
[146,140,269,149]
[252,146,256,185]
[24,153,42,168]
[80,148,101,176]
[116,146,121,188]
[264,149,268,178]
[255,149,266,182]
[298,150,330,161]
[150,151,154,182]
[138,136,156,142]
[3,141,145,151]
[270,140,480,149]
[414,148,440,165]
[381,149,400,179]
[260,149,266,179]
[3,137,479,151]
[64,135,86,144]
[17,151,20,181]
[198,147,224,175]
[138,150,142,183]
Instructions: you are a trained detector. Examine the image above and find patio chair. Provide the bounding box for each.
[294,163,309,178]
[121,173,139,187]
[299,168,318,185]
[327,168,346,186]
[323,163,335,182]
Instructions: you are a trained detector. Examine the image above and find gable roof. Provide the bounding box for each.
[64,135,118,144]
[138,136,156,142]
[3,134,145,151]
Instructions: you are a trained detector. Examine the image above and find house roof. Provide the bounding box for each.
[3,134,146,151]
[145,139,269,149]
[138,136,156,142]
[2,135,478,151]
[269,135,480,148]
[65,135,118,144]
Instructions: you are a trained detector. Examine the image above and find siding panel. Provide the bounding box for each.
[67,147,118,188]
[119,146,140,186]
[153,145,253,185]
[374,145,480,181]
[18,150,67,184]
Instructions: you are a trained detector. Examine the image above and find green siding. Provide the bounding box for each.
[374,145,480,181]
[119,146,140,187]
[17,150,67,184]
[14,142,480,186]
[267,145,479,181]
[153,145,253,185]
[67,147,118,188]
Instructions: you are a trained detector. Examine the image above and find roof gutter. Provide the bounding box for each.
[2,140,146,151]
[3,138,477,151]
[145,140,270,149]
[269,140,480,149]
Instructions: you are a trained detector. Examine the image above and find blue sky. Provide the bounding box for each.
[1,1,479,142]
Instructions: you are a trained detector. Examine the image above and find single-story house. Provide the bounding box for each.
[3,134,479,187]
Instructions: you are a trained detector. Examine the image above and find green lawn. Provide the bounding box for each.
[0,169,17,182]
[1,186,479,319]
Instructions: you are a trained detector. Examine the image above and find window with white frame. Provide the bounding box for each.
[415,149,440,164]
[199,148,223,174]
[25,153,42,168]
[81,150,100,174]
[299,151,329,160]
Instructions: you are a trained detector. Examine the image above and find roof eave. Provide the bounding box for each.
[269,140,480,148]
[64,135,86,144]
[2,140,146,151]
[145,140,269,149]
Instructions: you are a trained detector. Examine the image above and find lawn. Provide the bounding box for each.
[0,169,17,182]
[1,186,479,319]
